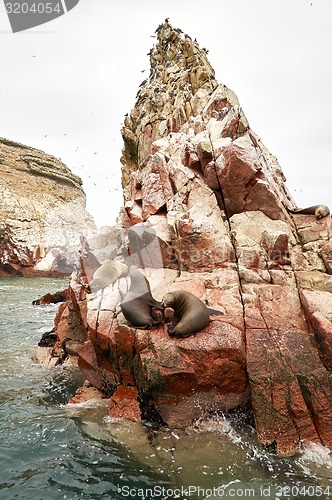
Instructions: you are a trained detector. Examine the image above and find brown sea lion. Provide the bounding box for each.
[121,268,163,329]
[88,260,129,293]
[288,205,330,220]
[161,290,215,338]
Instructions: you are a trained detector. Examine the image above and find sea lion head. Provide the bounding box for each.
[315,205,330,219]
[161,292,175,308]
[88,261,129,293]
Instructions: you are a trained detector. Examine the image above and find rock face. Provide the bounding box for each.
[0,138,97,275]
[36,22,332,457]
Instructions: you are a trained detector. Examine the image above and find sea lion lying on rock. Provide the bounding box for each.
[161,290,223,338]
[288,205,330,220]
[121,268,163,329]
[88,260,129,293]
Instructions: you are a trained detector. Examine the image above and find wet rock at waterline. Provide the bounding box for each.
[35,21,332,457]
[32,289,68,305]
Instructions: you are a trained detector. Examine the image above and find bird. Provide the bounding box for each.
[141,69,145,73]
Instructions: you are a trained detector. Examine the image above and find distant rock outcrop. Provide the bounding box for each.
[0,138,97,275]
[35,21,332,457]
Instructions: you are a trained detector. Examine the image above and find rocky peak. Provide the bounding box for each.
[121,21,217,180]
[121,19,295,259]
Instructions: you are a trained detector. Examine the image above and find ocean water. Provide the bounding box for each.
[1,277,332,500]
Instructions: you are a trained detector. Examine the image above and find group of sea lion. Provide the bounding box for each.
[86,203,330,336]
[86,261,223,338]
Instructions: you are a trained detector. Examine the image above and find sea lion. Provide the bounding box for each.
[88,260,129,293]
[121,268,163,329]
[161,290,214,338]
[288,205,330,220]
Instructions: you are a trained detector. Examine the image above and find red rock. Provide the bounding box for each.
[32,289,68,305]
[320,241,332,274]
[109,385,141,421]
[76,344,103,390]
[68,385,104,404]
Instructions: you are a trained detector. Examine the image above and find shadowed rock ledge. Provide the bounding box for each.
[35,21,332,457]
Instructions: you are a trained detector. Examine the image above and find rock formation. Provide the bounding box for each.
[32,289,68,305]
[0,138,97,275]
[35,21,332,457]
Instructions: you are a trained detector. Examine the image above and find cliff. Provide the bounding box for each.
[35,21,332,457]
[0,138,97,275]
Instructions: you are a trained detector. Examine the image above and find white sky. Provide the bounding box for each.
[0,0,331,227]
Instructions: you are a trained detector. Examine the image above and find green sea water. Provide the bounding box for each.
[1,277,332,500]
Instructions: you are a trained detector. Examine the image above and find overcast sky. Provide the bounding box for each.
[0,0,331,227]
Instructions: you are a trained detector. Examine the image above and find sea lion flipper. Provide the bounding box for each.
[167,322,177,335]
[207,307,224,316]
[149,299,163,310]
